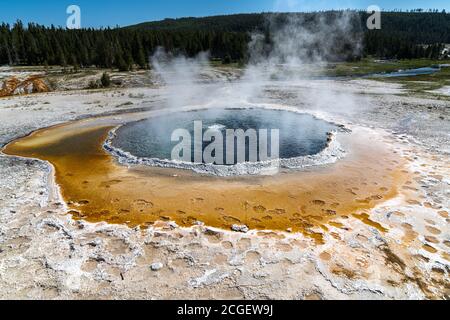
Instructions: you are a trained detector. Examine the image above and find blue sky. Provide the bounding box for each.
[1,0,449,28]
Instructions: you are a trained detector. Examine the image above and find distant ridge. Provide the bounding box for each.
[126,11,450,44]
[126,13,266,32]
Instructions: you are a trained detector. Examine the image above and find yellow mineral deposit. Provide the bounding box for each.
[3,116,411,244]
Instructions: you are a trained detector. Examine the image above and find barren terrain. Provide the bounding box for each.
[0,66,449,299]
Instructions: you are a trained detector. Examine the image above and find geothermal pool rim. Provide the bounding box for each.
[103,106,349,176]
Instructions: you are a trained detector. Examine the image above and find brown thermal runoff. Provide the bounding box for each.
[3,119,410,244]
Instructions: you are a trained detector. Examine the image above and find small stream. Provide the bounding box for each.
[369,65,444,78]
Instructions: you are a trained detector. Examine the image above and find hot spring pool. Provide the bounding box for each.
[107,108,343,175]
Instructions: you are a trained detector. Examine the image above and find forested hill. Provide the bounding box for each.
[374,11,450,44]
[129,11,450,44]
[128,13,266,32]
[0,11,449,69]
[121,11,450,61]
[130,11,450,58]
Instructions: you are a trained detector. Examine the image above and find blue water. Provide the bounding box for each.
[370,66,441,78]
[112,108,337,165]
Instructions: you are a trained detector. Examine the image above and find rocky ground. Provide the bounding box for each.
[0,67,448,300]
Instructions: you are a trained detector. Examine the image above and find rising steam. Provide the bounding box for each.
[150,10,364,115]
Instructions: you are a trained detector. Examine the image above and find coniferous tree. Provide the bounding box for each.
[0,11,449,68]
